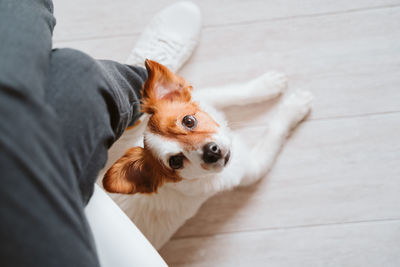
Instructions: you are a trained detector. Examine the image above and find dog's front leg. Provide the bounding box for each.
[240,90,313,186]
[193,72,287,109]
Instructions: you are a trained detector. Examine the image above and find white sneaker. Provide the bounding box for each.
[126,2,202,72]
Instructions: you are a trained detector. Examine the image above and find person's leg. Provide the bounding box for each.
[0,46,146,267]
[0,0,55,96]
[44,48,147,204]
[0,93,101,267]
[0,1,101,266]
[0,46,145,267]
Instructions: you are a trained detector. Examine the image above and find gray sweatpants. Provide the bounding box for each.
[0,0,146,266]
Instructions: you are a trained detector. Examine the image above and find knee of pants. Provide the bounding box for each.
[46,48,135,119]
[50,48,103,78]
[46,48,113,109]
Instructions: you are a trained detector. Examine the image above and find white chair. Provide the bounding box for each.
[85,184,167,267]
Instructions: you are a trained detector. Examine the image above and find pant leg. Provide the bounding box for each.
[0,49,146,266]
[0,0,146,266]
[0,1,101,266]
[0,51,146,267]
[0,0,55,96]
[44,48,147,204]
[0,88,101,267]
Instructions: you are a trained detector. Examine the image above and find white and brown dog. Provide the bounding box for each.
[102,59,313,250]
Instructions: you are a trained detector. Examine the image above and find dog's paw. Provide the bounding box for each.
[280,90,313,127]
[253,71,288,98]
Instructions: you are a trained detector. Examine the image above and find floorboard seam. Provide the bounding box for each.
[172,217,400,240]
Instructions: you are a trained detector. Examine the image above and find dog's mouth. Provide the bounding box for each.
[224,151,231,166]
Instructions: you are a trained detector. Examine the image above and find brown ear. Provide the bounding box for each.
[103,147,162,194]
[141,59,192,113]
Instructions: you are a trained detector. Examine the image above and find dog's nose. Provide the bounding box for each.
[202,142,222,163]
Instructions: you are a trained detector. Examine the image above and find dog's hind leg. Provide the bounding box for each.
[240,90,313,186]
[193,72,287,109]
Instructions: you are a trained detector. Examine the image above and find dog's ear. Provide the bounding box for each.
[141,59,192,113]
[103,147,162,194]
[102,146,181,194]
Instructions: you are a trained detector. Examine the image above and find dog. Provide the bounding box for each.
[102,59,313,250]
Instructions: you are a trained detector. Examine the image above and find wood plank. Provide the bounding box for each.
[171,112,400,238]
[160,220,400,267]
[180,6,400,123]
[54,7,400,122]
[52,0,400,41]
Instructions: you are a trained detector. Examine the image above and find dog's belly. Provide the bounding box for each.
[111,190,207,250]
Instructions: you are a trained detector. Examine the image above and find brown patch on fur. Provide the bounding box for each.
[142,59,219,149]
[141,60,193,114]
[126,119,141,131]
[147,101,219,150]
[103,147,182,194]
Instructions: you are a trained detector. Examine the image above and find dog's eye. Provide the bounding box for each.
[182,115,197,129]
[169,155,184,169]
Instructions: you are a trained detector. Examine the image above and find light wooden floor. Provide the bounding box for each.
[53,1,400,266]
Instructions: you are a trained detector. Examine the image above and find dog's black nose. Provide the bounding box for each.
[202,142,222,163]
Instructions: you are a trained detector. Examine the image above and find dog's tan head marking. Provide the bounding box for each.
[141,59,192,113]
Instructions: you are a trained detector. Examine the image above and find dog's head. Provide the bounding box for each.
[103,60,232,194]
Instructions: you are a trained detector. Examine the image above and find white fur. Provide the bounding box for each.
[110,72,313,250]
[144,132,182,167]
